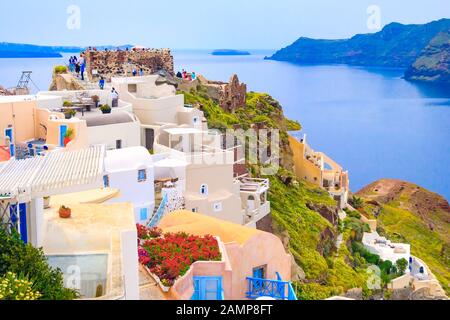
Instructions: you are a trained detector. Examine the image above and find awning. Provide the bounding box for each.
[0,145,105,201]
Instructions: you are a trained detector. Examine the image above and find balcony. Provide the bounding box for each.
[239,178,269,194]
[246,273,297,300]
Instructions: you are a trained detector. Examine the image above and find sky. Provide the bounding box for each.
[0,0,449,49]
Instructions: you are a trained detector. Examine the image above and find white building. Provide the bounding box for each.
[85,111,141,150]
[0,145,139,300]
[362,231,411,266]
[103,146,155,224]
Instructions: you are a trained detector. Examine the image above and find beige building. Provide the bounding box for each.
[289,134,349,208]
[0,95,89,160]
[113,75,271,227]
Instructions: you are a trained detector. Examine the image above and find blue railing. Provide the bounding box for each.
[288,282,297,300]
[148,194,168,227]
[246,274,297,300]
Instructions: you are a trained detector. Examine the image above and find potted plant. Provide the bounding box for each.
[99,104,112,114]
[43,196,51,209]
[64,109,76,119]
[58,205,71,219]
[63,128,74,146]
[91,95,100,108]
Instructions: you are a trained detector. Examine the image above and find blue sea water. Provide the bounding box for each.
[0,50,449,200]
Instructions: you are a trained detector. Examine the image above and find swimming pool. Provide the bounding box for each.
[46,253,109,299]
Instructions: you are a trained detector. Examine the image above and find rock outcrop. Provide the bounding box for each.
[405,31,450,85]
[357,179,450,296]
[0,85,14,96]
[83,48,174,81]
[49,72,85,91]
[182,74,247,112]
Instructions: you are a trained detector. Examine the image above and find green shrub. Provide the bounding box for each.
[350,196,364,209]
[54,65,68,74]
[344,207,361,219]
[0,272,41,300]
[0,228,78,300]
[295,282,341,300]
[395,258,408,275]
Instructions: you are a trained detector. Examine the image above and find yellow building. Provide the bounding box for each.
[289,134,349,208]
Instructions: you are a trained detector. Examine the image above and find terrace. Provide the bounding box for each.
[246,272,297,300]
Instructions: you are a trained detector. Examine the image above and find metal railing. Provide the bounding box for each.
[246,275,297,300]
[148,193,168,227]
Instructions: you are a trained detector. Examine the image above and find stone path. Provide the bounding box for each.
[139,265,167,300]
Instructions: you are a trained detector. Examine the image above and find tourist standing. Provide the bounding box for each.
[80,62,85,81]
[75,62,81,77]
[191,72,197,81]
[176,71,182,78]
[132,68,137,77]
[99,77,105,90]
[111,88,119,108]
[139,68,144,76]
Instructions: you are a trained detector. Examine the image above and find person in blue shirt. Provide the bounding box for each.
[191,72,197,81]
[99,77,105,90]
[80,61,86,80]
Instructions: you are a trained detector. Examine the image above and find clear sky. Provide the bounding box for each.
[1,0,449,49]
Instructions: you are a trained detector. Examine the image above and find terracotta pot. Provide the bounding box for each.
[59,207,71,219]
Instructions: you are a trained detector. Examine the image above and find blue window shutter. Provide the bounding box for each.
[103,175,110,188]
[59,125,68,147]
[140,208,148,221]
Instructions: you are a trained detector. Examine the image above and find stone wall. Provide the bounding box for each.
[83,48,174,81]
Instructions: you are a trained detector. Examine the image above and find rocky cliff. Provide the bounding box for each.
[267,19,450,85]
[405,31,450,85]
[357,179,450,295]
[49,70,85,91]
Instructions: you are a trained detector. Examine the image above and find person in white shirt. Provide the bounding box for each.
[110,88,119,108]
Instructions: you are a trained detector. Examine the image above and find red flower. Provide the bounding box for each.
[137,231,221,284]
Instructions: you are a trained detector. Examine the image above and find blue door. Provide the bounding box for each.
[5,128,14,156]
[192,276,223,300]
[59,125,68,147]
[19,203,27,243]
[9,203,27,243]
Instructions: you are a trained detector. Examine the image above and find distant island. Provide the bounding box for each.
[211,49,251,56]
[266,18,450,85]
[0,42,134,58]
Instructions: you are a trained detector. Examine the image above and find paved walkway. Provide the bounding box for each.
[139,265,168,300]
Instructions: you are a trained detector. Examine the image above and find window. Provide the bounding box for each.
[200,184,208,196]
[138,169,147,182]
[193,116,200,125]
[252,265,267,279]
[128,84,137,93]
[116,139,122,149]
[140,208,148,221]
[213,202,223,212]
[103,175,110,188]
